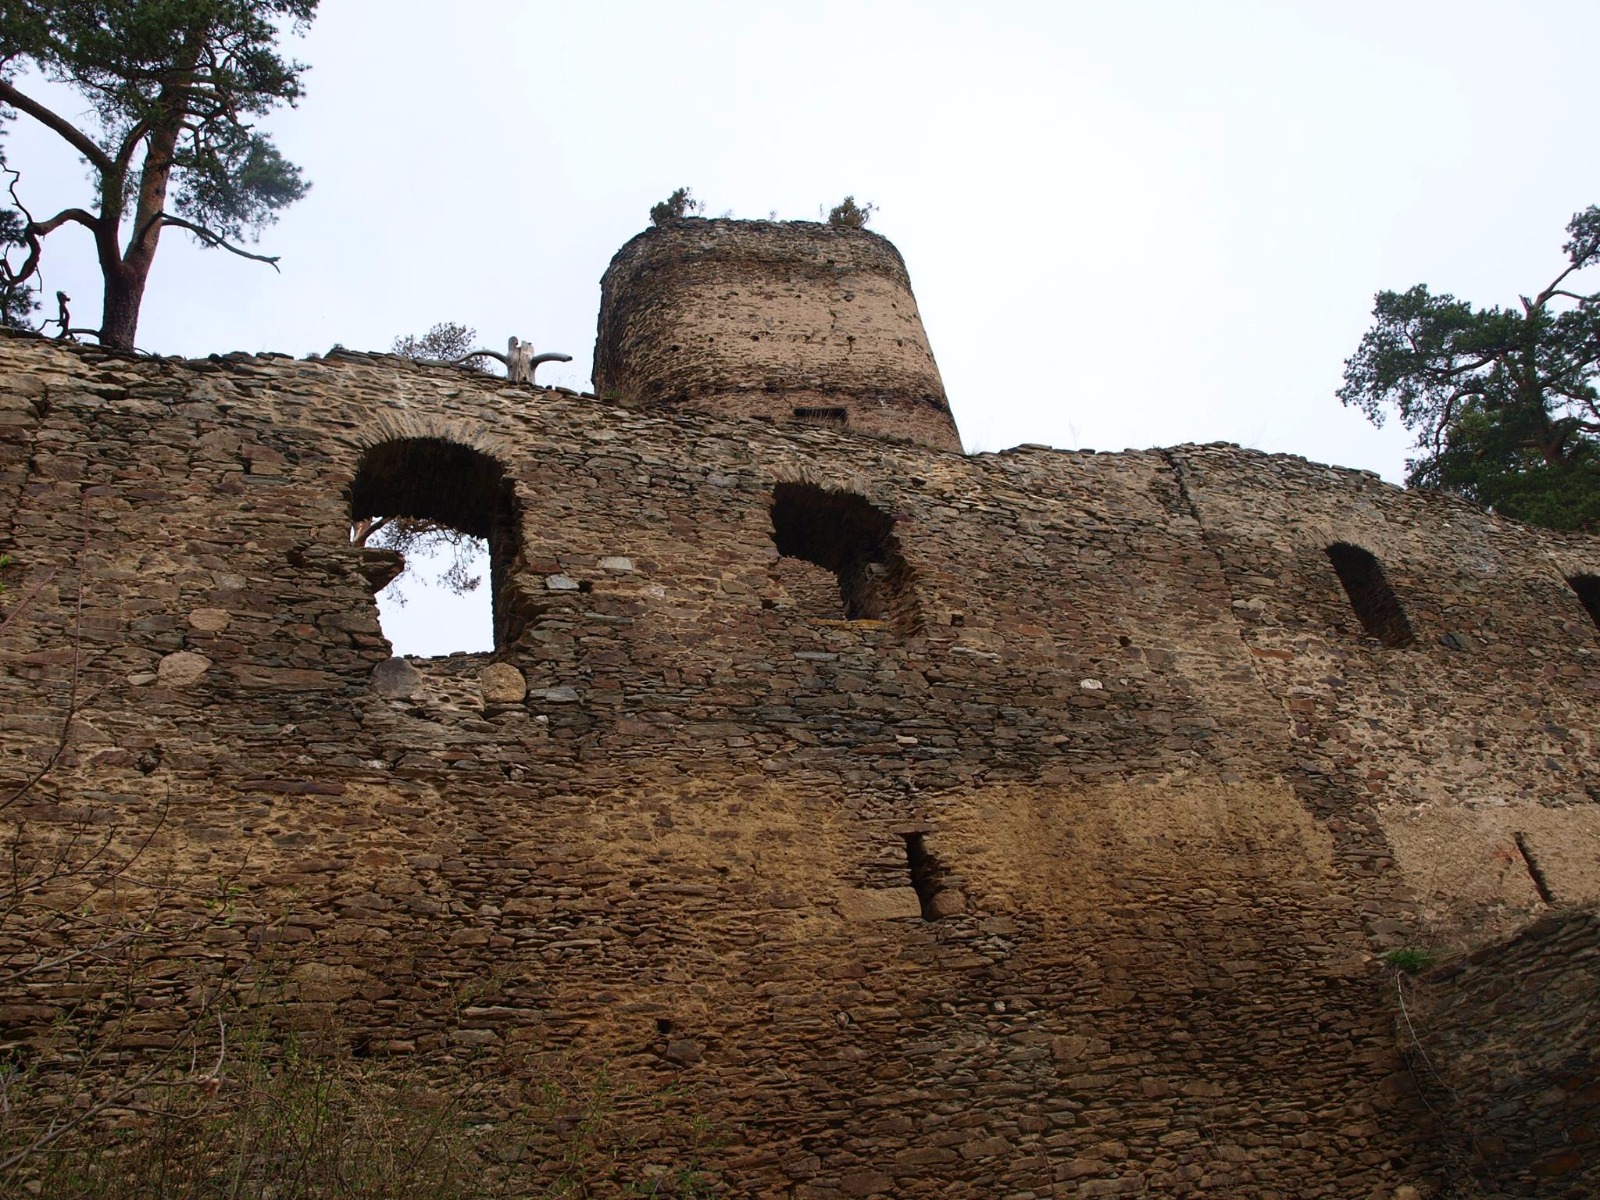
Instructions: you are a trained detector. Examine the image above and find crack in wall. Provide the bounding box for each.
[1512,832,1555,905]
[1156,447,1275,689]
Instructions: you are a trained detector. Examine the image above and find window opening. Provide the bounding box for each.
[769,482,922,633]
[1567,574,1600,630]
[901,833,953,921]
[793,406,848,427]
[349,438,529,656]
[1325,542,1416,648]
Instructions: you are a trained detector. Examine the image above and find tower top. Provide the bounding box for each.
[593,218,961,451]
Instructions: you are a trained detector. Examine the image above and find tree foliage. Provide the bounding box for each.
[0,118,35,329]
[0,206,35,330]
[391,320,489,371]
[1339,206,1600,531]
[826,195,875,228]
[0,0,318,349]
[649,186,700,226]
[352,512,482,603]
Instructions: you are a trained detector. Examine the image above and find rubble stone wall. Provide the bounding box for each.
[0,332,1597,1197]
[1168,445,1600,948]
[1407,907,1600,1197]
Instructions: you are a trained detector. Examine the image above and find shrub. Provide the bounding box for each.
[826,196,876,228]
[392,322,488,371]
[650,188,702,226]
[1384,947,1435,974]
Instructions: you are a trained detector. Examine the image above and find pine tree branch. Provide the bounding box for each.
[29,207,99,238]
[0,80,114,175]
[113,118,153,174]
[0,168,44,289]
[152,214,281,269]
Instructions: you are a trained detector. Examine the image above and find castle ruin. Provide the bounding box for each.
[0,217,1597,1197]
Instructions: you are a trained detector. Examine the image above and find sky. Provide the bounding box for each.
[5,1,1599,654]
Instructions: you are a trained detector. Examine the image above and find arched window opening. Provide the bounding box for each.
[769,482,922,633]
[349,438,529,656]
[1567,574,1600,630]
[1325,542,1416,648]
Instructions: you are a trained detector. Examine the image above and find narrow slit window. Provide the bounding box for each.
[769,482,922,633]
[793,406,848,427]
[901,833,960,921]
[1567,574,1600,630]
[349,438,529,657]
[1325,542,1416,648]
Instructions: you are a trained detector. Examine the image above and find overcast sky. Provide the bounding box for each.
[7,1,1599,653]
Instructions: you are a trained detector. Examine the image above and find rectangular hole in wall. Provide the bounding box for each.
[769,482,924,633]
[792,406,847,427]
[901,833,962,921]
[350,437,517,656]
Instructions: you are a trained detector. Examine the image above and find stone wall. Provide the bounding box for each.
[1169,445,1600,949]
[0,332,1597,1196]
[593,219,963,451]
[1405,907,1600,1197]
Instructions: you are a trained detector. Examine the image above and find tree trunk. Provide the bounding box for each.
[101,35,197,353]
[99,264,149,351]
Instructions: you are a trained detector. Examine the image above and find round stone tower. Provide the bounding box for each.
[593,218,962,451]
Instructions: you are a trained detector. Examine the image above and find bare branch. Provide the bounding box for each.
[153,214,281,270]
[0,1001,221,1175]
[440,348,572,380]
[0,167,45,293]
[29,208,99,238]
[351,515,393,547]
[1,491,88,815]
[1439,353,1500,378]
[0,80,115,175]
[0,570,58,640]
[1534,261,1584,308]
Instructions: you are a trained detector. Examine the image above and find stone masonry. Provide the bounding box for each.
[1405,908,1600,1197]
[0,218,1597,1197]
[593,219,963,451]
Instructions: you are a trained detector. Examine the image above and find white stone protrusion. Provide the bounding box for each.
[479,662,527,704]
[188,607,231,632]
[371,657,422,698]
[836,887,922,921]
[157,651,212,687]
